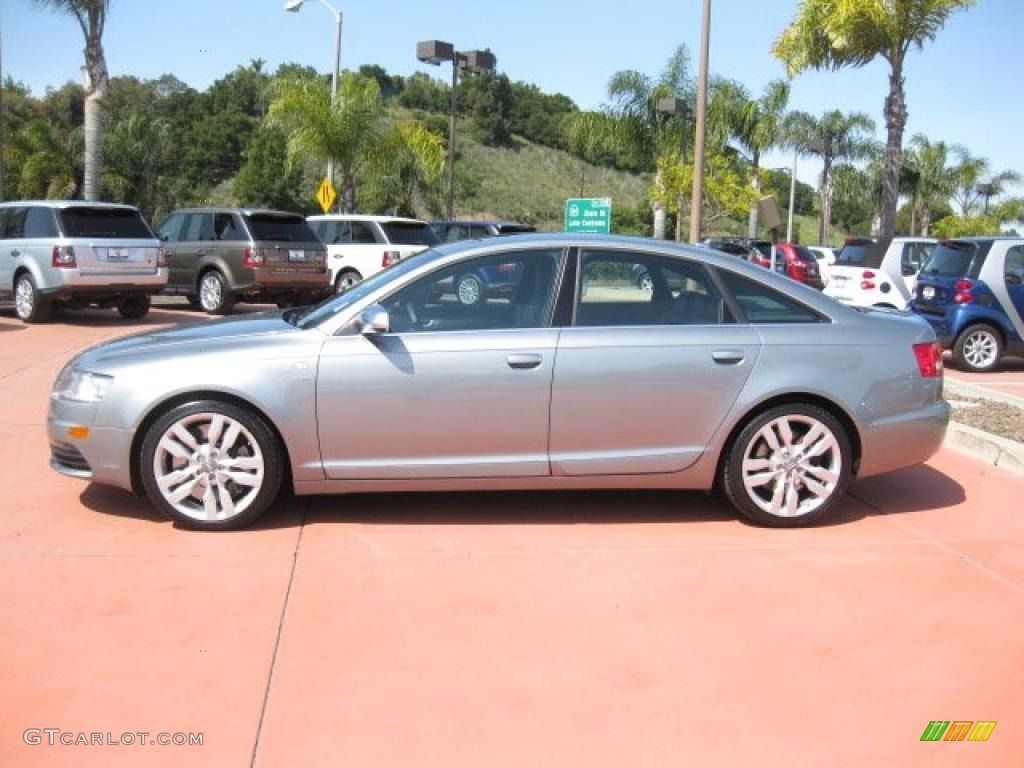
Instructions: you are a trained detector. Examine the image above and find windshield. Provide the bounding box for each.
[794,246,818,264]
[296,247,441,329]
[921,241,978,277]
[836,240,884,267]
[244,213,317,243]
[382,221,440,246]
[58,207,153,239]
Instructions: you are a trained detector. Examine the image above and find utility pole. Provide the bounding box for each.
[689,0,712,243]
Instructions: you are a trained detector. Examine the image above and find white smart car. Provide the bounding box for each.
[307,214,439,292]
[825,237,936,310]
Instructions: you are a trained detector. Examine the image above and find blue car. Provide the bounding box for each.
[911,237,1024,372]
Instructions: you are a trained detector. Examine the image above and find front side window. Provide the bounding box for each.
[380,249,564,334]
[576,250,731,327]
[182,213,214,242]
[718,269,824,324]
[1005,246,1024,285]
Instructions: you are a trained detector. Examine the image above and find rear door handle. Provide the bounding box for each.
[196,249,207,256]
[712,349,745,365]
[10,250,20,257]
[507,353,543,370]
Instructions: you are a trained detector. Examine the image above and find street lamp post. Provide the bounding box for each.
[657,96,692,242]
[417,41,495,221]
[689,0,712,243]
[786,151,798,243]
[285,0,342,205]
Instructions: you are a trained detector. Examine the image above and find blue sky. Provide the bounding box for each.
[2,0,1020,189]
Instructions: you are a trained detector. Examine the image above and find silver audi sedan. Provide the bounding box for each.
[48,234,950,530]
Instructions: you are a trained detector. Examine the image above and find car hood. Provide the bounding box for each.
[70,311,310,370]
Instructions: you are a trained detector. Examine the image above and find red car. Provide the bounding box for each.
[749,242,823,289]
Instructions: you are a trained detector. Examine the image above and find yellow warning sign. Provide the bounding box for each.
[316,178,337,213]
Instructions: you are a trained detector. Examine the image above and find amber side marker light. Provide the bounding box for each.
[68,426,91,440]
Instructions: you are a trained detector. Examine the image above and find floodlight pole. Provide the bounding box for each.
[786,150,798,243]
[447,57,460,221]
[689,0,712,243]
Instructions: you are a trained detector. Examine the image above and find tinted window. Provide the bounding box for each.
[901,242,934,275]
[794,246,818,264]
[312,220,351,244]
[495,224,536,235]
[443,224,468,242]
[244,213,316,243]
[57,207,152,239]
[183,212,214,242]
[0,207,27,238]
[349,222,379,244]
[381,249,563,333]
[24,207,59,239]
[214,213,246,241]
[470,225,493,239]
[577,250,732,327]
[1006,246,1024,285]
[157,212,186,242]
[920,241,977,278]
[381,221,440,246]
[836,240,885,268]
[718,270,823,324]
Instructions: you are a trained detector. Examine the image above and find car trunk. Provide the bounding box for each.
[58,206,160,276]
[828,239,886,298]
[243,212,326,279]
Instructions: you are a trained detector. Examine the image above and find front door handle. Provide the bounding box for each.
[712,349,745,365]
[507,353,543,370]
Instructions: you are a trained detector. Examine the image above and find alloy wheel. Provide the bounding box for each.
[199,274,223,312]
[14,277,34,319]
[963,330,998,369]
[457,275,483,305]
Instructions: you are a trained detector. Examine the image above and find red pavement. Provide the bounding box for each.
[946,354,1024,402]
[1,307,1022,767]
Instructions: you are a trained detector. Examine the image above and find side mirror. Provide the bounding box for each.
[357,304,390,335]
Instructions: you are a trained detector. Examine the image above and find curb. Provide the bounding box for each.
[944,421,1024,477]
[944,376,1024,410]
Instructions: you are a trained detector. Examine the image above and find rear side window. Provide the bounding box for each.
[244,213,317,243]
[0,207,27,238]
[470,225,493,239]
[920,241,978,278]
[1006,246,1024,285]
[381,221,439,246]
[313,220,351,244]
[24,207,59,239]
[349,222,378,244]
[58,207,153,239]
[183,213,214,242]
[718,270,824,324]
[836,240,885,268]
[214,213,246,242]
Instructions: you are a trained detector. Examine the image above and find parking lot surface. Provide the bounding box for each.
[1,306,1022,767]
[946,356,1024,402]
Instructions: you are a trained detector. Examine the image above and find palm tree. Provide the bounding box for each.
[268,73,385,213]
[102,113,173,217]
[34,1,109,201]
[785,110,875,242]
[947,148,1019,219]
[774,0,976,238]
[567,47,694,239]
[905,134,956,235]
[8,119,79,199]
[710,79,790,237]
[368,122,446,217]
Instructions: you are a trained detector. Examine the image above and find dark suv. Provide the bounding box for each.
[156,208,330,314]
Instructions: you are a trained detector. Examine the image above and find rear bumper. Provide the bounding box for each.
[857,400,951,478]
[40,269,168,301]
[234,267,331,301]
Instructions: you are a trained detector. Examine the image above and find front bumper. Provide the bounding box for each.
[47,396,135,491]
[857,400,951,478]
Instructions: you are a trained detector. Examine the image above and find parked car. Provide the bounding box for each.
[0,200,166,323]
[155,208,330,314]
[824,236,936,310]
[911,237,1024,372]
[806,246,836,285]
[430,220,536,242]
[745,240,789,276]
[772,243,824,289]
[307,214,439,293]
[48,233,948,531]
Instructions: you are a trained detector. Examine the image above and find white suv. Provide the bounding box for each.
[824,237,936,310]
[0,201,166,323]
[307,215,439,292]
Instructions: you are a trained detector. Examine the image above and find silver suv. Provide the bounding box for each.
[156,208,330,314]
[0,201,166,323]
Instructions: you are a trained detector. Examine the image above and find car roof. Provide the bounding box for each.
[0,200,140,211]
[171,207,301,216]
[944,235,1024,243]
[431,220,528,227]
[307,214,427,224]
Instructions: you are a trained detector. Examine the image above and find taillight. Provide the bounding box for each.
[498,263,517,272]
[862,270,876,279]
[52,245,76,268]
[953,279,974,304]
[156,247,168,268]
[861,281,876,290]
[382,251,400,268]
[242,248,264,268]
[912,342,943,378]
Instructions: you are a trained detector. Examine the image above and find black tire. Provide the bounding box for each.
[455,272,486,306]
[140,400,284,531]
[197,270,235,315]
[721,403,852,528]
[13,273,52,324]
[335,269,363,294]
[952,324,1002,373]
[186,295,203,311]
[117,295,151,320]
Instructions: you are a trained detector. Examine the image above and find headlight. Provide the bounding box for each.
[53,369,113,403]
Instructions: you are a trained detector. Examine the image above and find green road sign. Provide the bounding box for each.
[565,197,612,233]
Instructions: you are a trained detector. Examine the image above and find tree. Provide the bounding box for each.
[785,109,875,242]
[34,0,110,200]
[904,134,956,235]
[932,214,1001,238]
[234,125,305,213]
[653,152,759,230]
[268,73,385,212]
[467,72,514,147]
[774,0,976,238]
[360,122,445,217]
[947,148,1018,219]
[8,118,79,199]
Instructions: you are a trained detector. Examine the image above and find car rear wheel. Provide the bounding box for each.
[722,404,851,527]
[140,400,284,530]
[335,269,362,293]
[14,273,51,324]
[953,324,1002,373]
[198,271,235,315]
[117,295,150,320]
[456,273,485,306]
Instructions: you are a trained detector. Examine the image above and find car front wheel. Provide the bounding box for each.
[953,324,1002,373]
[456,273,485,306]
[140,400,284,530]
[722,404,851,527]
[335,269,362,293]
